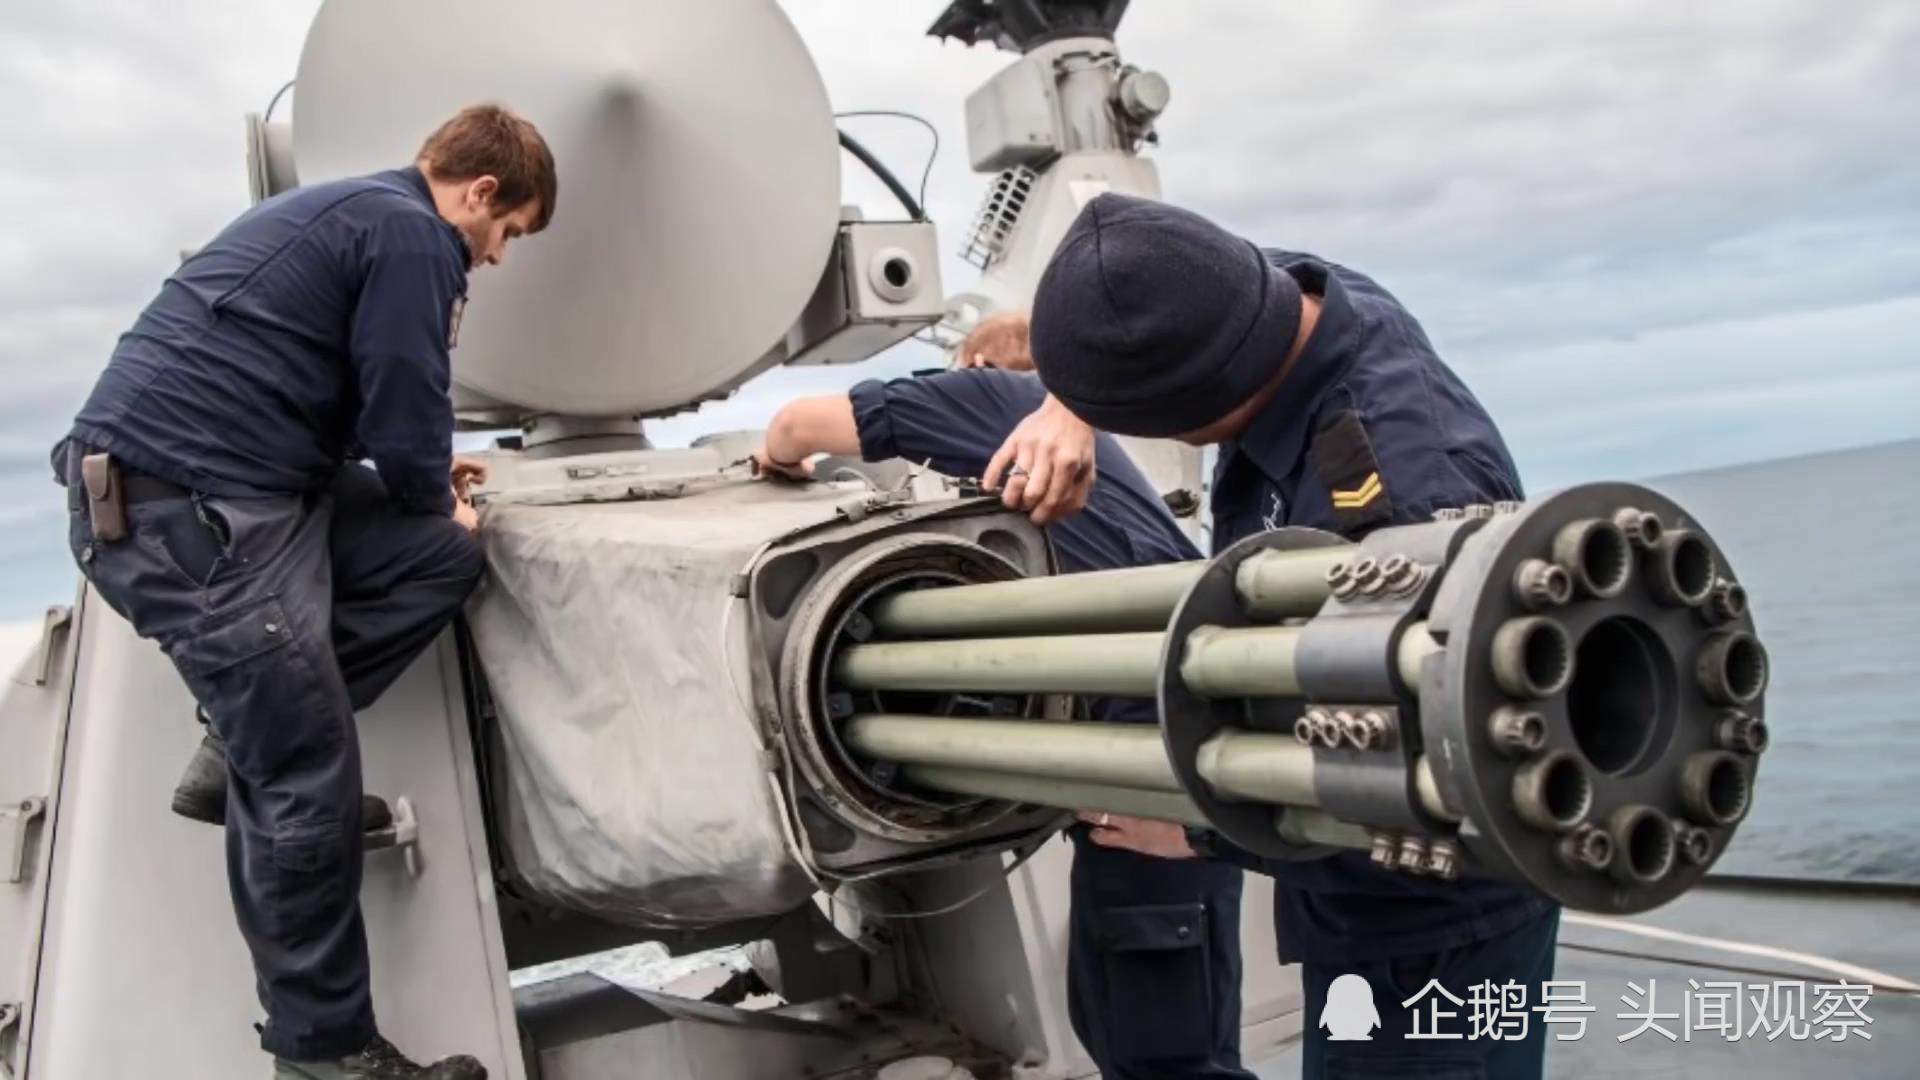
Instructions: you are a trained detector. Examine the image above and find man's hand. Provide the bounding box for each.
[1077,811,1197,860]
[451,455,489,502]
[750,446,814,482]
[452,498,480,535]
[983,394,1096,524]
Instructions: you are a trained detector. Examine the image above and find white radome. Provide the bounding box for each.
[292,0,844,417]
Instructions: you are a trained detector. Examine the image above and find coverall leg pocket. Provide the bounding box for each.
[131,498,229,590]
[1386,945,1460,1003]
[1319,952,1487,1080]
[168,596,343,780]
[266,817,351,938]
[170,594,367,1004]
[1091,901,1216,1065]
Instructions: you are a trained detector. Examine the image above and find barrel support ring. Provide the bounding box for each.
[1157,527,1348,860]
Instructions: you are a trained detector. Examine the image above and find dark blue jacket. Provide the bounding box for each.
[851,368,1200,727]
[851,368,1200,575]
[63,167,469,516]
[1210,251,1554,964]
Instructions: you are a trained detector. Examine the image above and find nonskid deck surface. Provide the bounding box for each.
[1251,875,1920,1079]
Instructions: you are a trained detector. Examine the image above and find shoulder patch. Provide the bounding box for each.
[1308,410,1392,535]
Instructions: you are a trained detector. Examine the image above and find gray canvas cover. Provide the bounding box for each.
[466,480,855,928]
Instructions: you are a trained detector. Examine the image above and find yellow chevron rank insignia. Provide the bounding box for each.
[1332,471,1383,509]
[1310,411,1393,534]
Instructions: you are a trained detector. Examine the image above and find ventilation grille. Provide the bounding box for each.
[960,166,1038,270]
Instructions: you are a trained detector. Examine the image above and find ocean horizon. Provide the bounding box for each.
[5,437,1914,883]
[1643,437,1920,883]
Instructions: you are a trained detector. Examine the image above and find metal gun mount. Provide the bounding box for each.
[781,484,1768,915]
[930,0,1132,51]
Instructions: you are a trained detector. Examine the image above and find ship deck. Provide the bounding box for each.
[1251,875,1920,1078]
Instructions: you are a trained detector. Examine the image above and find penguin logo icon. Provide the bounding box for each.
[1320,974,1381,1041]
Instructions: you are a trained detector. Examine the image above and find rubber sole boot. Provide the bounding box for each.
[273,1034,486,1079]
[169,731,229,824]
[171,730,393,831]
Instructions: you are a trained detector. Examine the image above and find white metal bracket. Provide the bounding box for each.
[3,799,46,885]
[0,1000,20,1078]
[31,606,72,688]
[363,796,422,878]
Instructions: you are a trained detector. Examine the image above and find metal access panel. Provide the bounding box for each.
[965,56,1061,172]
[23,592,523,1078]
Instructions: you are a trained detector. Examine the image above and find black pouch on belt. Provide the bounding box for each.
[81,452,128,542]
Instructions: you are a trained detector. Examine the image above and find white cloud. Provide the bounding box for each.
[2,1,1918,618]
[1480,291,1920,485]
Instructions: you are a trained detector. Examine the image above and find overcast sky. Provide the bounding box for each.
[2,0,1917,621]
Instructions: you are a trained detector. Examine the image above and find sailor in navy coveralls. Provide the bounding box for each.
[54,106,555,1078]
[987,193,1559,1079]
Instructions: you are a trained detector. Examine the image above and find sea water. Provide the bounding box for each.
[1645,439,1920,883]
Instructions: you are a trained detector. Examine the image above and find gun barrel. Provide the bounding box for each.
[792,484,1768,915]
[862,547,1349,638]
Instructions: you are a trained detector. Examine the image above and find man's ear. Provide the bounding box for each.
[467,175,501,210]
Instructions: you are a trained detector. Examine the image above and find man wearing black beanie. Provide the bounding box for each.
[986,193,1556,1079]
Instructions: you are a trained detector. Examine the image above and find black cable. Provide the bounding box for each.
[263,79,295,124]
[835,110,940,216]
[837,129,926,221]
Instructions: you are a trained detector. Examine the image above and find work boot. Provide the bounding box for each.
[273,1034,486,1079]
[171,727,394,832]
[170,727,230,825]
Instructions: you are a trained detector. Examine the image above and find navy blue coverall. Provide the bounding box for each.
[54,167,481,1060]
[851,368,1256,1079]
[1208,252,1560,1078]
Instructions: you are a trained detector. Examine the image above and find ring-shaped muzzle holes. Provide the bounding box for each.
[1681,751,1752,826]
[1553,518,1633,599]
[1607,804,1677,884]
[1696,631,1769,706]
[869,247,921,304]
[1491,616,1574,699]
[1512,750,1594,831]
[1646,531,1716,608]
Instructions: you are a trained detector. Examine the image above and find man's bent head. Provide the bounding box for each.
[417,104,558,269]
[953,310,1034,372]
[1028,194,1303,440]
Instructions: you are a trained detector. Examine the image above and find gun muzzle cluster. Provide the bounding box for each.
[786,483,1766,915]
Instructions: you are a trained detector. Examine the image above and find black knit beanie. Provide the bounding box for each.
[1029,194,1302,437]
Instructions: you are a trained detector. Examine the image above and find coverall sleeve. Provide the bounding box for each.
[848,369,1028,479]
[347,213,465,516]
